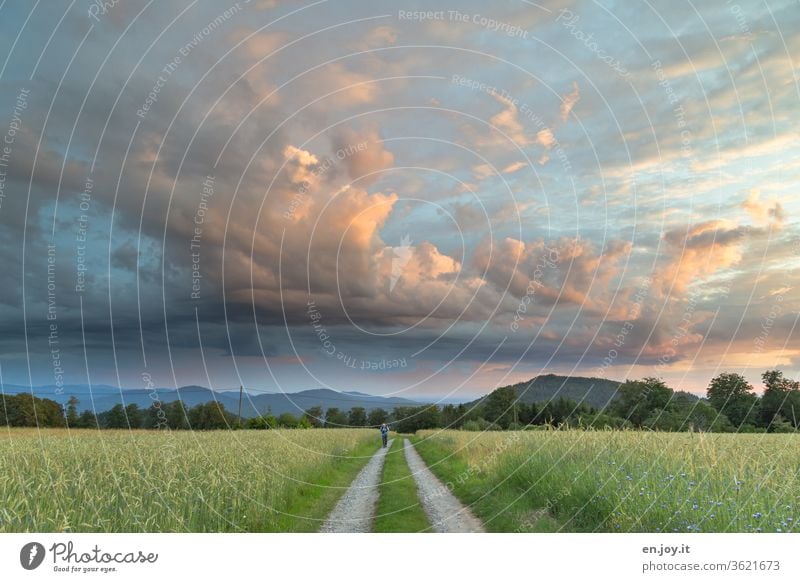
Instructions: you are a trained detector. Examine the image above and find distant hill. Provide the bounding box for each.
[0,385,422,418]
[469,374,701,411]
[469,374,622,410]
[247,389,423,417]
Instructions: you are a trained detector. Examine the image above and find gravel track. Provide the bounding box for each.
[404,439,485,533]
[320,440,393,532]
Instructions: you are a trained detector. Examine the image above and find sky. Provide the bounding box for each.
[0,0,798,400]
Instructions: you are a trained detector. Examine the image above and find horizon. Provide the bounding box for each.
[0,1,797,399]
[4,368,791,403]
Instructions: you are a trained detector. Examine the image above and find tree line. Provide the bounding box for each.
[0,396,241,430]
[2,369,797,432]
[0,395,392,431]
[457,369,799,433]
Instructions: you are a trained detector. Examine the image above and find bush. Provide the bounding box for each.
[770,417,796,433]
[462,418,490,431]
[277,413,299,428]
[246,415,276,429]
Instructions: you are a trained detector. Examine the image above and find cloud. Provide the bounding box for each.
[309,63,382,107]
[2,0,799,394]
[471,163,495,181]
[357,25,398,48]
[536,128,555,148]
[559,82,580,122]
[741,189,786,226]
[654,220,752,298]
[450,201,486,231]
[330,126,394,185]
[489,90,531,145]
[502,161,528,174]
[535,128,556,165]
[472,235,633,315]
[228,28,290,59]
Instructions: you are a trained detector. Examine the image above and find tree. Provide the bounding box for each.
[76,409,98,429]
[277,412,299,428]
[613,377,672,427]
[324,407,348,428]
[103,404,129,429]
[65,396,80,427]
[516,402,534,425]
[706,373,758,429]
[187,402,234,430]
[391,405,441,433]
[440,404,464,429]
[769,416,796,433]
[367,408,388,426]
[164,401,190,430]
[482,386,517,429]
[759,370,800,429]
[125,403,144,429]
[415,405,441,431]
[348,407,367,427]
[302,406,324,428]
[538,397,589,427]
[0,394,65,427]
[246,414,276,429]
[646,396,733,432]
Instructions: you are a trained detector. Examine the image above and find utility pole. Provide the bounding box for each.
[237,385,243,428]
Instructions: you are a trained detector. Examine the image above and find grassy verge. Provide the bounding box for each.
[373,438,431,532]
[412,434,563,532]
[280,437,382,532]
[413,430,800,533]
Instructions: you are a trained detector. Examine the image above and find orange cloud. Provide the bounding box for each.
[489,90,531,145]
[331,126,394,185]
[473,235,632,315]
[228,28,289,58]
[536,128,555,148]
[559,81,580,122]
[741,189,786,226]
[502,161,528,174]
[359,25,398,48]
[656,220,748,297]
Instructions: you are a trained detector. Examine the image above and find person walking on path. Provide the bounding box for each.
[380,423,389,447]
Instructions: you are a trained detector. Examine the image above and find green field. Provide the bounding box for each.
[3,427,799,533]
[0,428,378,532]
[413,429,800,533]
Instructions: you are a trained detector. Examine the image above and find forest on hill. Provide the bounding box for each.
[2,370,797,433]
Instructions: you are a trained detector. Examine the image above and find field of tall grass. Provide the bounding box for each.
[414,429,800,533]
[0,428,378,532]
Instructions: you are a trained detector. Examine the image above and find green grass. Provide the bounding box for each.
[373,438,431,532]
[282,437,382,532]
[411,433,562,532]
[413,430,800,533]
[0,428,379,532]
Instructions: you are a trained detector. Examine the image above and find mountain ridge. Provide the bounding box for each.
[0,385,423,418]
